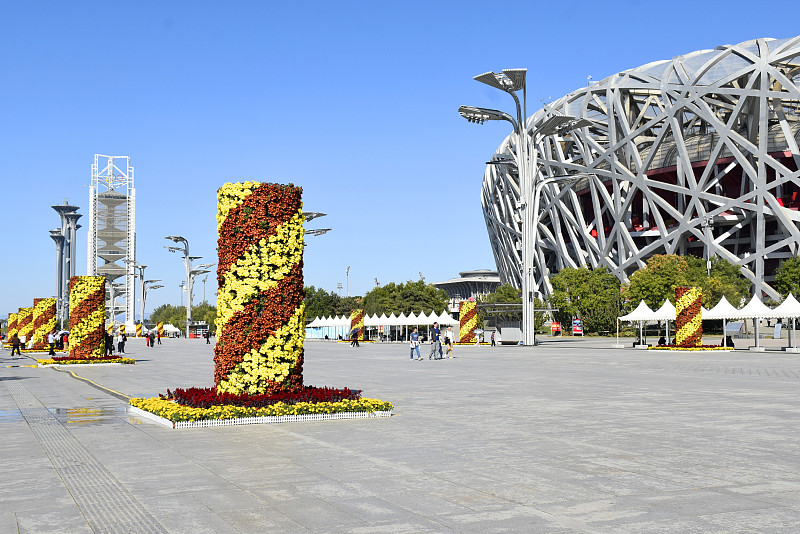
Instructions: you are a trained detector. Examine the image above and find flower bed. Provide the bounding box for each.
[676,287,702,347]
[459,301,477,343]
[649,345,733,351]
[214,181,305,395]
[68,276,106,359]
[37,356,135,365]
[129,396,393,424]
[163,385,360,408]
[130,181,392,429]
[31,298,57,350]
[7,312,18,341]
[17,307,33,345]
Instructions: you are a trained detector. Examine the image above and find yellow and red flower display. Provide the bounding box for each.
[214,181,305,395]
[7,312,18,340]
[31,298,57,350]
[17,307,33,344]
[676,286,702,347]
[350,309,364,340]
[459,301,477,343]
[68,276,106,359]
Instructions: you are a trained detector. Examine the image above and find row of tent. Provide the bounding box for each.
[306,311,460,328]
[618,294,800,348]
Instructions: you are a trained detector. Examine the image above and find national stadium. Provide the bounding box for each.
[481,36,800,300]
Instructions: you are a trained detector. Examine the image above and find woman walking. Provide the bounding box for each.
[409,327,421,360]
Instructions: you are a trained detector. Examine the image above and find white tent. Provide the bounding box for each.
[771,294,800,349]
[735,297,775,348]
[652,300,676,343]
[437,311,459,325]
[652,300,676,320]
[618,300,655,346]
[704,296,742,347]
[619,300,655,321]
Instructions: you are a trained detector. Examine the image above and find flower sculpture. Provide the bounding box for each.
[350,309,364,341]
[68,276,106,359]
[17,307,33,344]
[136,323,142,337]
[214,181,305,395]
[459,301,477,343]
[157,322,164,338]
[676,287,702,347]
[31,298,57,350]
[7,312,18,341]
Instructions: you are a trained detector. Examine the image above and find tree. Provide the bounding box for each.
[147,302,218,332]
[548,267,622,333]
[149,304,186,327]
[625,254,750,309]
[361,280,449,316]
[774,257,800,298]
[625,255,688,309]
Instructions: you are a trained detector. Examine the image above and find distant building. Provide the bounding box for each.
[434,270,501,312]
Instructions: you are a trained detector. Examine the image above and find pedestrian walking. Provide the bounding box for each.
[444,326,454,358]
[156,330,161,344]
[105,332,114,356]
[350,328,360,347]
[10,333,21,356]
[429,322,442,360]
[120,332,127,353]
[149,331,155,348]
[205,330,211,344]
[491,331,495,346]
[409,327,421,360]
[48,329,57,356]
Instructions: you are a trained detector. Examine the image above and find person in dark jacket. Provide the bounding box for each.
[10,334,21,356]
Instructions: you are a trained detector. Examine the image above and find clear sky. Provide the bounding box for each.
[1,0,798,319]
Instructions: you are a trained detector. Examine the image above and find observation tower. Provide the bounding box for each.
[86,155,136,325]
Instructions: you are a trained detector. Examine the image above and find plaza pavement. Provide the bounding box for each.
[2,336,800,533]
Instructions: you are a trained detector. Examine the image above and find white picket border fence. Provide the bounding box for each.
[128,405,393,429]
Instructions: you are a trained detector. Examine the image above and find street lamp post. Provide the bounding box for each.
[165,235,196,338]
[124,260,149,326]
[142,281,163,323]
[346,266,350,298]
[460,68,590,346]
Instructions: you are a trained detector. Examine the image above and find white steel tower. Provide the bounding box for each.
[87,155,136,325]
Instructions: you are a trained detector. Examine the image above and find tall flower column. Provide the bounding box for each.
[17,307,33,344]
[350,309,364,340]
[459,301,477,343]
[7,312,18,341]
[69,276,106,359]
[676,287,702,347]
[214,182,305,395]
[31,298,57,350]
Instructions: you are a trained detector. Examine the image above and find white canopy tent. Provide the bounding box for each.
[306,310,459,341]
[652,300,677,343]
[617,300,655,346]
[768,294,800,350]
[704,296,741,347]
[735,297,774,348]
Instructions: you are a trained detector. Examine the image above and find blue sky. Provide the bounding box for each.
[1,1,797,319]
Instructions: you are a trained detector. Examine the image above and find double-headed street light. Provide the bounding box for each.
[142,279,162,324]
[165,235,199,338]
[460,68,589,346]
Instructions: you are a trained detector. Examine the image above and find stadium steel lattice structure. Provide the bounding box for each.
[482,36,800,301]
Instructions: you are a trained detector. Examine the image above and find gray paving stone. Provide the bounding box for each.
[5,338,800,532]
